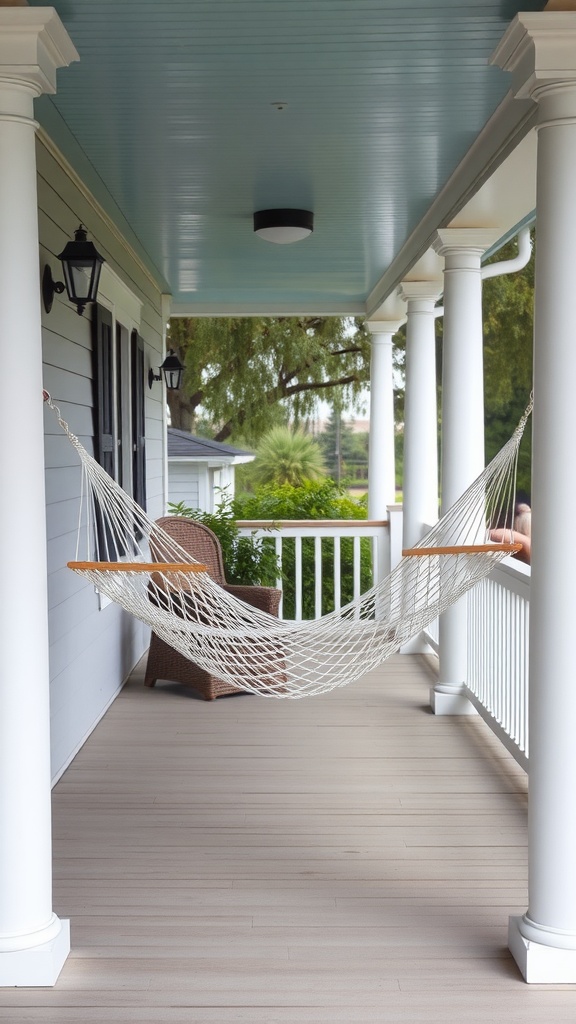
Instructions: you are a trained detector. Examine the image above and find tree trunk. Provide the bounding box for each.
[167,389,196,432]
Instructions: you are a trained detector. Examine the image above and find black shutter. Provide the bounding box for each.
[115,323,127,490]
[131,329,147,512]
[92,303,115,477]
[92,303,123,557]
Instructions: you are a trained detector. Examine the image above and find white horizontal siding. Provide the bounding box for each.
[168,463,200,509]
[38,136,166,781]
[144,394,166,520]
[45,497,84,542]
[43,431,93,470]
[49,604,148,708]
[43,399,94,437]
[45,466,85,505]
[145,478,166,522]
[47,564,87,610]
[49,615,149,785]
[48,586,96,645]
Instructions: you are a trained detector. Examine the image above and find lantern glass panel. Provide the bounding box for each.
[163,366,183,390]
[63,260,102,303]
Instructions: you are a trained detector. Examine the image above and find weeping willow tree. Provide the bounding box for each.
[166,316,370,443]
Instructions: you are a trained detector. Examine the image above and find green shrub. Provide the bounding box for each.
[234,480,371,619]
[234,479,367,522]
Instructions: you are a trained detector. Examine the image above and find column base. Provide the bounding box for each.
[509,915,576,984]
[430,685,478,715]
[0,919,70,987]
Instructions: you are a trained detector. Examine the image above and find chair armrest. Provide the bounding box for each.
[223,584,281,617]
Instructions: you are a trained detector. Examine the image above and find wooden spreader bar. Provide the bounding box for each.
[68,561,207,573]
[402,543,522,557]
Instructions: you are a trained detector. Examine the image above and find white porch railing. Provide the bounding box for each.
[417,504,530,768]
[238,515,530,769]
[236,520,389,621]
[465,558,530,771]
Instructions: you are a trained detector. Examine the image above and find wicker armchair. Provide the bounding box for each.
[144,516,281,700]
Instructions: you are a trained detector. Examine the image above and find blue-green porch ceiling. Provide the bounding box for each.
[30,0,544,316]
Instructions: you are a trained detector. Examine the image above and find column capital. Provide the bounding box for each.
[433,228,502,259]
[492,12,576,106]
[365,318,405,340]
[0,8,78,97]
[399,281,443,305]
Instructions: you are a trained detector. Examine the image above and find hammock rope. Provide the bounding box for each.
[44,391,532,698]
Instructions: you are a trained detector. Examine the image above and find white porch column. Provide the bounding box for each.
[431,228,500,715]
[494,10,576,984]
[366,321,403,583]
[398,283,442,549]
[0,9,78,986]
[366,321,402,519]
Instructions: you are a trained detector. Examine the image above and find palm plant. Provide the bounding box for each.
[251,426,326,487]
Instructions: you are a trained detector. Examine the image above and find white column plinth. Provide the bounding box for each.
[494,12,576,983]
[430,686,478,716]
[509,917,576,984]
[0,921,70,988]
[0,9,77,987]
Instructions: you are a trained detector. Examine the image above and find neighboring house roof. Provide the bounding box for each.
[167,428,254,464]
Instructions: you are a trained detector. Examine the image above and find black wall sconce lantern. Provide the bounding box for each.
[42,225,105,316]
[148,350,184,391]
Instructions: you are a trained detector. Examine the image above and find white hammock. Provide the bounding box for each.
[44,392,531,698]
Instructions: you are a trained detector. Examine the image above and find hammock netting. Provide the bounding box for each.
[45,393,531,698]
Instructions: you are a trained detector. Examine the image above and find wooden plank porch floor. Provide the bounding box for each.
[2,653,576,1022]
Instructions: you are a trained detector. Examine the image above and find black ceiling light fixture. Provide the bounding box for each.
[148,350,185,391]
[253,208,313,244]
[42,225,105,316]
